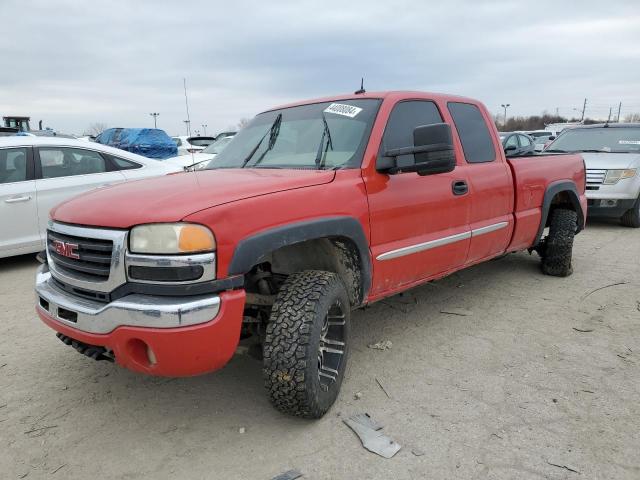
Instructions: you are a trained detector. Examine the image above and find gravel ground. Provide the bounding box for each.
[1,219,639,479]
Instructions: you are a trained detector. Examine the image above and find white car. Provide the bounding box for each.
[171,135,216,156]
[0,136,182,258]
[165,135,235,170]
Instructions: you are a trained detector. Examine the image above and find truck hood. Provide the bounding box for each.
[581,152,640,170]
[51,169,336,228]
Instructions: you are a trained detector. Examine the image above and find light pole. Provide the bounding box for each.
[183,120,191,136]
[149,112,160,128]
[202,124,208,136]
[500,104,510,126]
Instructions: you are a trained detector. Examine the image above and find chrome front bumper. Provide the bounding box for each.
[35,265,221,334]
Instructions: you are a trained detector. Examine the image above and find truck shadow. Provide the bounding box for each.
[37,250,546,430]
[0,252,40,272]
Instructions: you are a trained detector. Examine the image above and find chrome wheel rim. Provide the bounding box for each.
[317,300,346,390]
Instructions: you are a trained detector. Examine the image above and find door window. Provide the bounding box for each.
[38,147,107,178]
[0,148,29,184]
[109,155,142,170]
[519,135,532,147]
[448,102,496,163]
[504,135,518,149]
[382,101,443,164]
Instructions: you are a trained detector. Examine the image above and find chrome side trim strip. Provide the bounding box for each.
[471,221,509,237]
[376,221,509,261]
[376,231,471,261]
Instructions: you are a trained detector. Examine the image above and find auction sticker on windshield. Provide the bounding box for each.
[324,103,363,118]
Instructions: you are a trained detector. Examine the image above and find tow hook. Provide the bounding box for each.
[56,333,115,362]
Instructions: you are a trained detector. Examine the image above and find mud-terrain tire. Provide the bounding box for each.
[541,208,577,277]
[263,270,350,419]
[620,196,640,228]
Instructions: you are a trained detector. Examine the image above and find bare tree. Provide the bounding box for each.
[623,113,640,123]
[86,122,108,136]
[237,118,250,130]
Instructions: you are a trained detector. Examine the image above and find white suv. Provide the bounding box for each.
[0,137,182,258]
[545,124,640,227]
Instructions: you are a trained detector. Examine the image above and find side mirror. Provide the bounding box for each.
[504,144,518,153]
[377,123,456,176]
[548,135,556,141]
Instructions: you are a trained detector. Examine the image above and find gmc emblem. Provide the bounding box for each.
[53,240,80,260]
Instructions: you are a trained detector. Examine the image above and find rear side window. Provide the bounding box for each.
[38,147,107,178]
[448,102,495,163]
[109,155,142,170]
[382,101,443,163]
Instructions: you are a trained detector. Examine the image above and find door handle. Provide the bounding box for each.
[5,195,32,203]
[452,180,468,196]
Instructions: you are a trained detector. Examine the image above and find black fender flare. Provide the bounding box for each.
[228,216,372,300]
[533,180,584,246]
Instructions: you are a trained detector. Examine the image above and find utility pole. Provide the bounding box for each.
[500,103,510,127]
[555,107,559,117]
[616,102,622,122]
[149,112,159,128]
[607,107,612,123]
[580,98,587,122]
[183,78,192,136]
[202,124,207,135]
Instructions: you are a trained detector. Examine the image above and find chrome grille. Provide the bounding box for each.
[48,230,113,279]
[586,169,606,185]
[46,222,128,293]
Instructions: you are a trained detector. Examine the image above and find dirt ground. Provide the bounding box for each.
[1,218,639,479]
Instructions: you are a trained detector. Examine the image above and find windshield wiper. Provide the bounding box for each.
[315,113,333,169]
[240,113,282,168]
[544,149,568,153]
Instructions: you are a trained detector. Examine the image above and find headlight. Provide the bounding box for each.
[130,223,215,254]
[603,169,637,185]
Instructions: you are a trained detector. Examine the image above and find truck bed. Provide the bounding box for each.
[506,153,586,251]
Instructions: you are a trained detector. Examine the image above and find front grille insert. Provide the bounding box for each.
[586,169,606,185]
[47,230,113,281]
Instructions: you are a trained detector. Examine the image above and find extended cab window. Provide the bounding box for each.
[0,148,29,184]
[382,101,443,164]
[448,102,496,163]
[38,147,107,179]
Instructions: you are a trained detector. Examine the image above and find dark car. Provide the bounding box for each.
[499,132,535,157]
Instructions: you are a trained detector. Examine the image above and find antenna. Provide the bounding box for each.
[354,78,366,95]
[183,78,192,136]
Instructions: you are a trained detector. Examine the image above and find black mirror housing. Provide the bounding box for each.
[377,123,456,176]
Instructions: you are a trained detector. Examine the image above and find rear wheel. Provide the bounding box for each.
[263,270,350,419]
[541,208,577,277]
[620,196,640,228]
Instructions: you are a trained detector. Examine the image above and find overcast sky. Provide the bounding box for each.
[1,0,639,136]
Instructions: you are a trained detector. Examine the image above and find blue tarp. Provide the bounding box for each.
[95,128,177,159]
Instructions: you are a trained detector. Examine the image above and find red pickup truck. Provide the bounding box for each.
[35,91,587,418]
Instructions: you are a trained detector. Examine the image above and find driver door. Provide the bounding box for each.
[364,100,471,296]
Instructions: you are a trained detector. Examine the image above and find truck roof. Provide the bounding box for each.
[266,90,481,113]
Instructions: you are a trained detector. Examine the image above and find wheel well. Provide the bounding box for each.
[546,191,577,227]
[246,237,365,307]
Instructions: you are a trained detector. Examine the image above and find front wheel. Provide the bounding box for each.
[263,270,350,419]
[541,208,577,277]
[621,196,640,228]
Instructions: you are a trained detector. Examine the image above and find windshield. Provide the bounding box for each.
[202,136,234,154]
[206,99,381,170]
[548,127,640,153]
